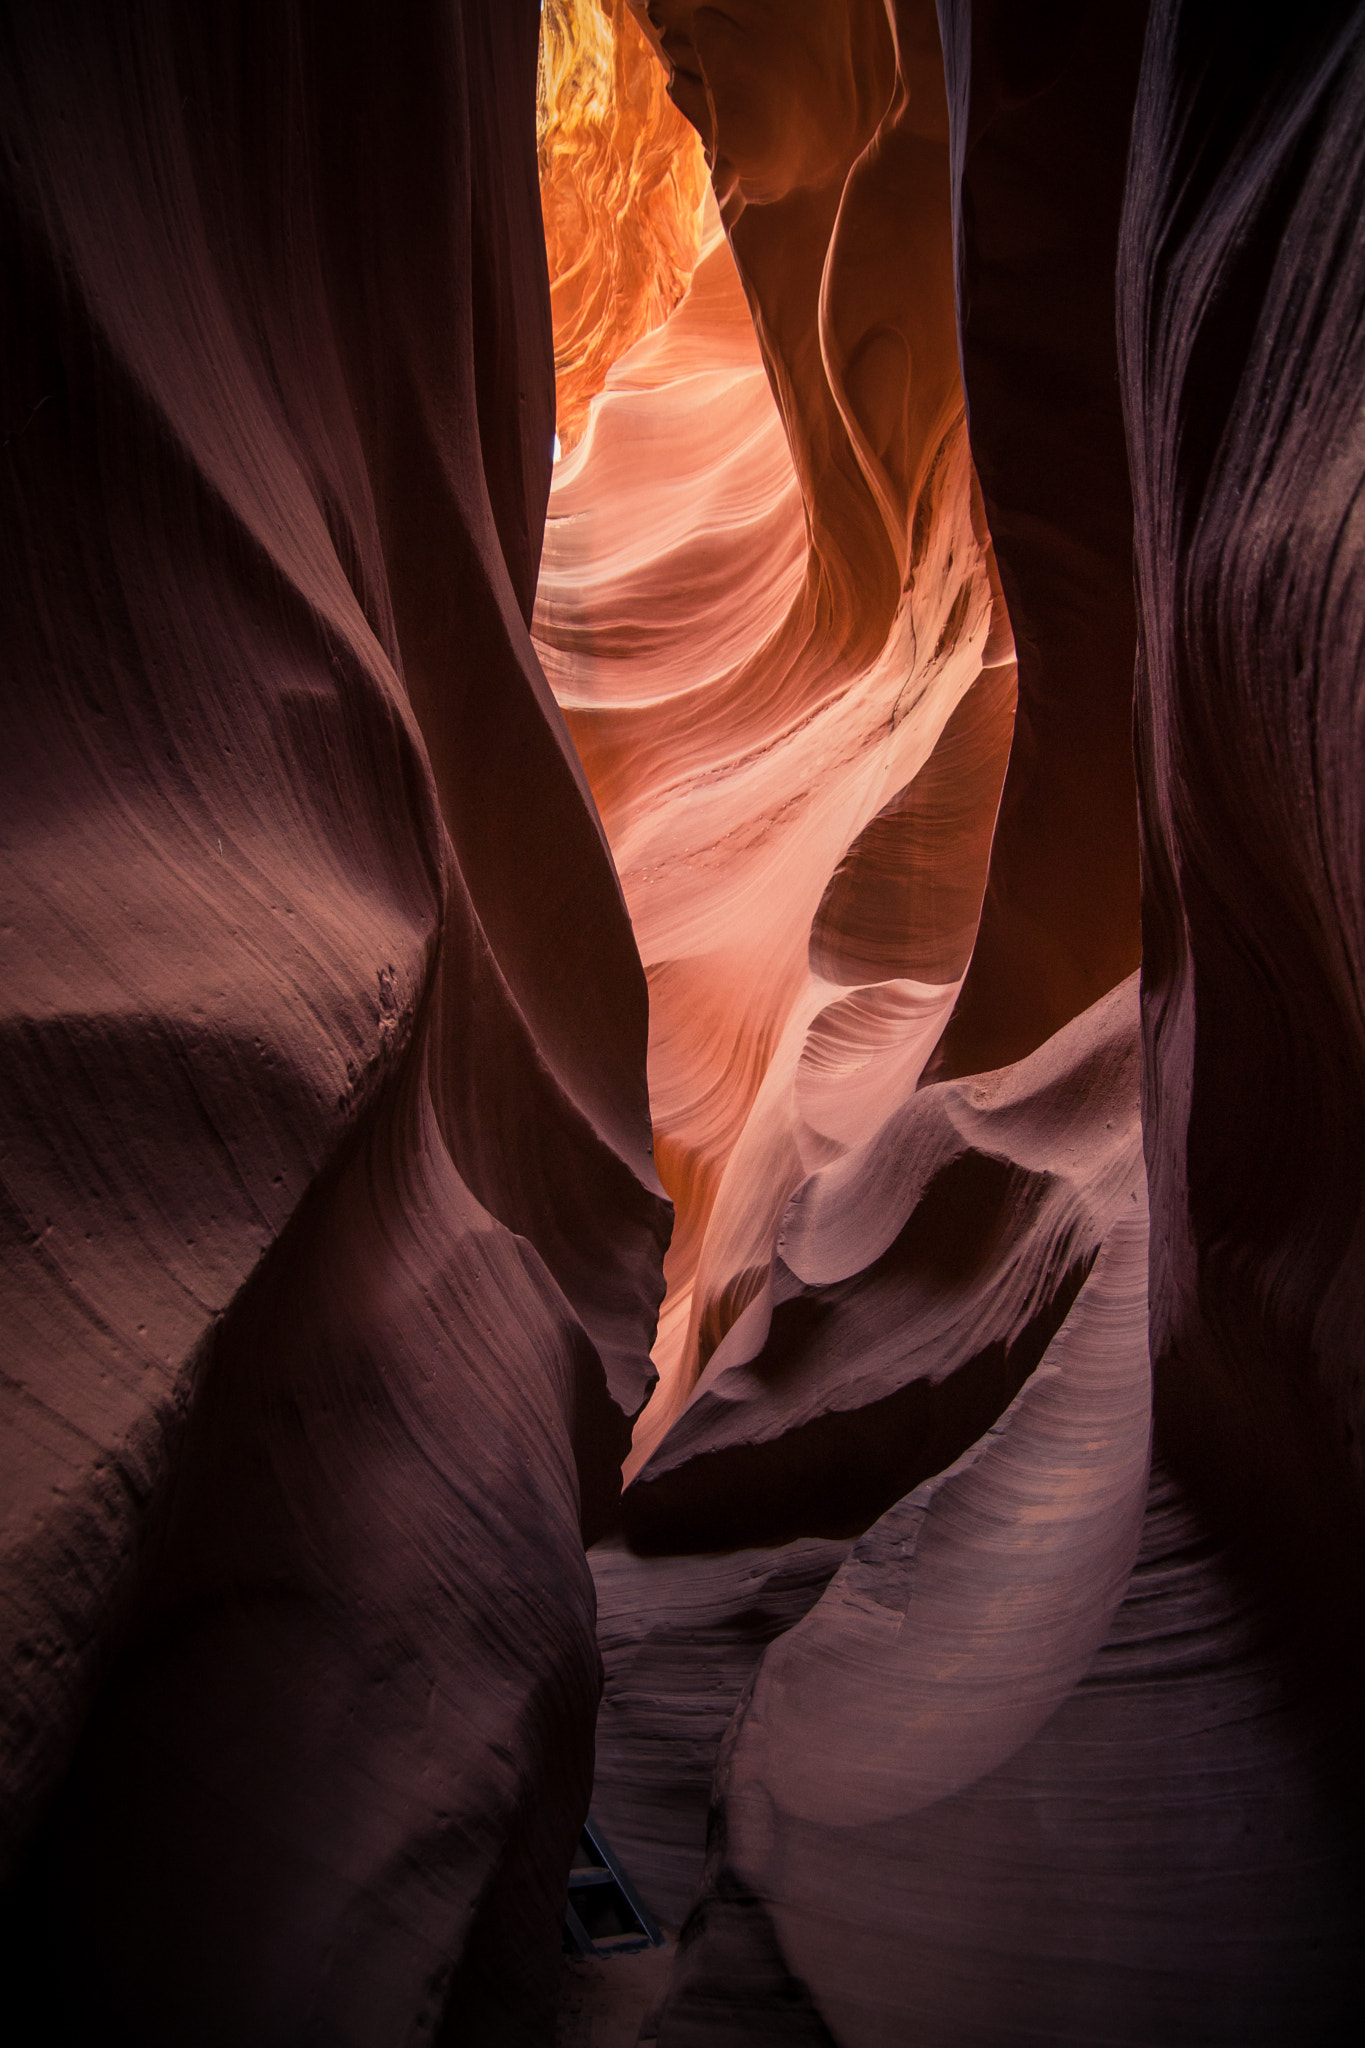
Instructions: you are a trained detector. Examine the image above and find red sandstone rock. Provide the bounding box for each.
[6,0,1365,2037]
[0,2,666,2038]
[540,0,709,453]
[625,976,1144,1554]
[595,975,1146,1953]
[589,1534,851,1927]
[557,4,1365,2038]
[1120,0,1365,1980]
[661,1456,1365,2045]
[925,0,1149,1081]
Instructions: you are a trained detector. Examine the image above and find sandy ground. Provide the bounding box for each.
[556,1938,677,2048]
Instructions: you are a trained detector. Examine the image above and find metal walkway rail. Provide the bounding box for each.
[563,1817,665,1957]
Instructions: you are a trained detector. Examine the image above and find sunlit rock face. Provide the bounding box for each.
[0,3,667,2041]
[538,0,709,451]
[538,2,1365,2041]
[2,0,1361,2040]
[536,0,1015,1458]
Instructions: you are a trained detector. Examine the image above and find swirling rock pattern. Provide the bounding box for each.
[588,1533,852,1928]
[547,2,1365,2040]
[539,0,709,452]
[925,0,1148,1081]
[1123,0,1365,1674]
[3,0,1364,2038]
[661,1454,1365,2046]
[626,977,1145,1556]
[537,1,1015,1459]
[0,2,666,2040]
[597,977,1151,1953]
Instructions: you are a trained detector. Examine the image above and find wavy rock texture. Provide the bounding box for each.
[925,0,1148,1080]
[1124,0,1365,1645]
[5,0,1363,2039]
[539,0,709,453]
[543,3,1365,2039]
[537,0,1016,1460]
[588,1533,852,1928]
[1119,0,1365,1998]
[627,973,1143,1549]
[601,977,1150,1944]
[0,2,667,2041]
[662,1457,1365,2047]
[656,998,1362,2044]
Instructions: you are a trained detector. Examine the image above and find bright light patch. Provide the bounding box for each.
[537,0,708,454]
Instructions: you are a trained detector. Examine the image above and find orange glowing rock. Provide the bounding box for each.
[535,0,1015,1461]
[538,0,709,452]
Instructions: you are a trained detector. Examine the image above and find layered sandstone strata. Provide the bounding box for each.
[3,0,1364,2040]
[540,3,1365,2041]
[537,0,1015,1458]
[0,3,667,2040]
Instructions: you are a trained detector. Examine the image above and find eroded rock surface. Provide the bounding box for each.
[5,0,1365,2039]
[546,2,1365,2040]
[537,1,1015,1458]
[0,2,667,2040]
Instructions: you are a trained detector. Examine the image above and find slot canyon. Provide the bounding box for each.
[2,0,1363,2040]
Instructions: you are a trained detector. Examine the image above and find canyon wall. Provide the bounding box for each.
[2,0,1364,2040]
[539,0,709,452]
[1122,0,1365,1953]
[0,2,667,2041]
[537,0,1016,1459]
[541,3,1365,2041]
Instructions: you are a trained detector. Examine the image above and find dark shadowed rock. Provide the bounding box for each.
[0,3,667,2039]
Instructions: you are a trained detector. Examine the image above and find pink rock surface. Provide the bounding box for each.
[537,2,1014,1463]
[661,1456,1365,2045]
[589,1534,851,1927]
[552,4,1365,2038]
[625,976,1144,1554]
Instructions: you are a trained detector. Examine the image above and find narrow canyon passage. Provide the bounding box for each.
[2,3,1364,2044]
[535,0,1017,1464]
[537,4,1365,2043]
